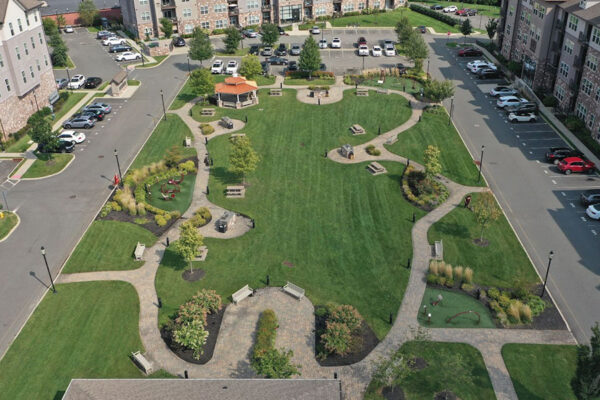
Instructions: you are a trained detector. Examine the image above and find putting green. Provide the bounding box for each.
[417,288,495,328]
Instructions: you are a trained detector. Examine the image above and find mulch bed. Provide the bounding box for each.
[434,390,459,400]
[382,386,405,400]
[182,268,205,282]
[160,306,226,365]
[314,307,380,367]
[98,209,178,237]
[410,356,428,371]
[426,283,567,330]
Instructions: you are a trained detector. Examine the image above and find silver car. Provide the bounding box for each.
[63,116,96,129]
[84,102,112,114]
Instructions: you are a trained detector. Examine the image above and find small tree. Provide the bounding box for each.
[298,36,321,79]
[56,15,66,30]
[223,27,242,54]
[173,223,204,274]
[254,348,300,378]
[486,18,498,40]
[239,55,263,79]
[472,192,501,243]
[188,27,213,65]
[229,136,260,183]
[394,16,413,46]
[189,68,215,102]
[78,0,98,26]
[405,31,428,72]
[172,318,209,359]
[29,114,58,151]
[52,45,69,67]
[160,17,173,38]
[43,18,59,36]
[571,323,600,399]
[424,79,455,103]
[461,19,473,41]
[261,23,279,47]
[372,352,414,391]
[423,145,442,181]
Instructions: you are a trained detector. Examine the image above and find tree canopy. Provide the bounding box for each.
[405,31,429,72]
[298,36,321,79]
[486,18,498,40]
[472,192,501,242]
[424,145,442,181]
[461,19,473,38]
[239,55,263,79]
[424,79,455,103]
[188,27,213,64]
[78,0,98,26]
[229,136,260,182]
[173,223,204,273]
[160,18,173,38]
[261,24,279,46]
[189,68,215,101]
[572,323,600,399]
[223,27,242,54]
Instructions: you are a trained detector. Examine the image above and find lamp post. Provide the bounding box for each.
[66,67,71,91]
[40,247,56,293]
[427,57,430,76]
[114,149,123,186]
[477,145,485,182]
[447,96,454,126]
[541,251,554,298]
[160,89,167,121]
[187,54,191,75]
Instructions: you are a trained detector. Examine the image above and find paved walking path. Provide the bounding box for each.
[56,85,576,400]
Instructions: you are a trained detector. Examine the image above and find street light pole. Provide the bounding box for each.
[66,68,71,91]
[477,145,485,182]
[541,251,554,298]
[114,149,123,186]
[427,58,430,76]
[40,247,56,293]
[160,89,167,121]
[447,96,454,126]
[187,54,191,75]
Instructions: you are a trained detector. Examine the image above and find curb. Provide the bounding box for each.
[0,211,20,243]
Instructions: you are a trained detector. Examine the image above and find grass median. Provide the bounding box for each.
[22,152,73,178]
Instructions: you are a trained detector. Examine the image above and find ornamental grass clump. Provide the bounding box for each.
[464,267,473,283]
[429,260,440,276]
[507,301,522,324]
[519,303,532,323]
[454,266,463,282]
[444,263,453,280]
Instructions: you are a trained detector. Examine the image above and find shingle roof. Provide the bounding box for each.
[560,0,600,23]
[0,0,43,25]
[63,379,342,400]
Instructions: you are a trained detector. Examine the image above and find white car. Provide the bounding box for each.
[211,60,224,74]
[586,204,600,220]
[116,51,141,61]
[64,25,74,33]
[103,36,125,46]
[496,96,528,108]
[67,74,85,89]
[443,5,457,12]
[372,45,383,57]
[490,86,517,97]
[470,62,496,73]
[57,130,86,144]
[358,45,369,56]
[331,37,341,48]
[508,112,537,123]
[225,60,238,74]
[319,39,328,49]
[466,59,487,69]
[311,26,321,34]
[384,44,396,56]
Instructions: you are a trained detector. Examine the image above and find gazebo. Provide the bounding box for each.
[215,76,258,109]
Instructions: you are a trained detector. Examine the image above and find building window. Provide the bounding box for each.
[183,8,192,17]
[43,54,48,66]
[9,22,14,36]
[506,24,511,35]
[36,59,40,71]
[201,21,210,29]
[15,47,20,60]
[373,1,380,7]
[30,66,34,78]
[214,4,227,12]
[520,11,524,21]
[582,78,593,95]
[280,4,302,22]
[141,11,151,21]
[522,34,528,44]
[589,114,595,129]
[5,79,10,91]
[587,55,598,71]
[559,61,569,78]
[34,12,38,22]
[184,24,193,33]
[30,36,35,49]
[568,15,579,31]
[248,15,260,24]
[580,0,586,8]
[535,28,541,41]
[596,87,600,102]
[343,3,354,12]
[200,5,208,14]
[24,43,28,55]
[247,0,259,9]
[38,32,43,44]
[592,27,600,45]
[17,18,23,32]
[576,103,587,119]
[215,19,227,28]
[144,27,152,36]
[555,85,565,101]
[316,6,326,15]
[358,2,366,9]
[26,14,30,26]
[564,39,574,55]
[140,0,149,4]
[21,71,27,83]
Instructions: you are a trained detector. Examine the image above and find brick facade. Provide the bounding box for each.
[574,45,600,137]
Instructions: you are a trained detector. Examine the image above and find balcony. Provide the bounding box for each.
[227,0,237,3]
[161,0,176,9]
[530,39,537,52]
[262,3,271,10]
[304,0,312,6]
[229,7,239,15]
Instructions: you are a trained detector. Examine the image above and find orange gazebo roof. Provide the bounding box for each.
[215,76,258,95]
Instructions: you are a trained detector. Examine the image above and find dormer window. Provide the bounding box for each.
[579,0,586,7]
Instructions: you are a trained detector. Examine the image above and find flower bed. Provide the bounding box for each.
[401,165,449,210]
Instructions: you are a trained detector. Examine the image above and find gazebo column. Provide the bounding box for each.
[217,92,222,108]
[253,90,259,105]
[236,94,241,109]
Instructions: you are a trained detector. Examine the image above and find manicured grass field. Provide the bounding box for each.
[137,55,168,69]
[365,341,496,399]
[0,282,151,400]
[254,75,276,86]
[4,134,32,153]
[283,77,337,86]
[22,153,73,178]
[502,344,578,400]
[63,220,157,273]
[416,0,501,18]
[361,76,424,95]
[157,90,422,338]
[417,288,495,328]
[0,211,18,240]
[386,107,484,186]
[131,114,196,169]
[428,192,539,288]
[331,9,462,33]
[169,74,227,110]
[53,92,87,122]
[147,174,197,214]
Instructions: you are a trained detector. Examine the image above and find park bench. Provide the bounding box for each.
[195,245,208,261]
[201,108,215,116]
[184,136,192,147]
[270,88,282,96]
[350,124,365,135]
[134,242,145,261]
[356,88,368,96]
[220,116,234,129]
[131,351,154,374]
[282,281,305,300]
[232,284,253,304]
[434,240,443,260]
[226,185,245,198]
[367,162,387,176]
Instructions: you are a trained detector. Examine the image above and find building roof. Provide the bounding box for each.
[0,0,43,24]
[63,379,342,400]
[111,69,127,85]
[39,0,120,16]
[215,76,258,95]
[560,0,600,23]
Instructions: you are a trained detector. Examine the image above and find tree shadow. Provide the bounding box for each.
[210,166,241,186]
[53,391,65,400]
[160,248,186,271]
[432,221,469,238]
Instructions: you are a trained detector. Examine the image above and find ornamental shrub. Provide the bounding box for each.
[409,4,460,27]
[178,160,197,174]
[100,204,112,217]
[461,283,474,292]
[321,321,352,356]
[136,203,146,215]
[109,201,121,212]
[329,304,362,332]
[191,289,222,314]
[172,319,209,359]
[427,273,439,285]
[445,278,454,288]
[253,309,278,361]
[155,214,167,226]
[200,123,214,135]
[253,348,300,378]
[487,287,500,300]
[175,300,208,326]
[526,295,546,316]
[498,295,511,309]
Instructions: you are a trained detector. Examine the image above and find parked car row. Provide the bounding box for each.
[434,4,477,15]
[211,60,239,74]
[62,102,112,129]
[58,74,104,90]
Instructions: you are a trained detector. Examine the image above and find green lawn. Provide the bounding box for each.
[365,341,496,399]
[417,288,495,328]
[22,153,73,178]
[0,282,153,400]
[428,192,539,288]
[157,89,422,338]
[215,48,250,56]
[53,92,87,122]
[254,75,276,86]
[284,77,337,86]
[131,114,197,169]
[63,220,157,273]
[170,75,227,110]
[298,22,325,30]
[52,55,75,69]
[4,134,32,153]
[502,344,578,400]
[127,79,141,86]
[146,173,197,214]
[98,81,110,91]
[331,9,462,33]
[0,211,18,240]
[361,76,424,95]
[138,55,168,68]
[386,107,484,186]
[415,0,501,18]
[87,26,101,33]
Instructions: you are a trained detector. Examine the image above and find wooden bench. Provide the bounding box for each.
[283,281,305,299]
[195,245,208,261]
[350,124,365,135]
[232,284,253,304]
[367,162,387,176]
[134,242,145,261]
[184,136,192,147]
[434,240,443,260]
[226,185,245,198]
[131,351,154,374]
[270,88,282,96]
[201,108,215,116]
[356,88,368,96]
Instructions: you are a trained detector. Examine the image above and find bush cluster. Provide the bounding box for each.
[409,4,461,27]
[200,124,215,135]
[427,260,473,289]
[365,144,381,156]
[307,85,331,91]
[183,207,212,229]
[401,165,449,209]
[284,70,335,79]
[319,304,363,357]
[487,286,545,325]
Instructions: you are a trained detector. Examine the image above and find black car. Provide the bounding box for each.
[458,47,483,57]
[397,63,407,75]
[172,36,186,47]
[109,44,132,53]
[267,56,288,65]
[545,147,584,164]
[260,61,270,75]
[39,140,75,154]
[275,43,287,56]
[504,102,538,114]
[466,8,478,15]
[287,61,298,71]
[430,4,443,9]
[319,63,327,71]
[476,68,502,79]
[249,44,260,55]
[73,110,104,121]
[581,189,600,206]
[84,77,103,89]
[278,26,287,35]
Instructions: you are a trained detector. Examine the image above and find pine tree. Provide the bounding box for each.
[188,27,213,65]
[298,36,321,80]
[223,27,242,54]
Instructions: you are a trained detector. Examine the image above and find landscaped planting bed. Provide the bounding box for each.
[0,210,18,240]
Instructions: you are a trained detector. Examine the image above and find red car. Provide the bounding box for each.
[458,47,483,57]
[557,157,596,175]
[456,9,468,15]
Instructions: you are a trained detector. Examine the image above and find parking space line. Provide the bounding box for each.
[552,179,557,184]
[592,230,598,236]
[561,191,566,196]
[570,202,575,208]
[581,216,587,222]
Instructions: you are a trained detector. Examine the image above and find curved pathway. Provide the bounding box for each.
[56,84,576,400]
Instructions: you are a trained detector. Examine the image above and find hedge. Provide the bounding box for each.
[409,4,461,28]
[284,70,335,79]
[252,310,278,361]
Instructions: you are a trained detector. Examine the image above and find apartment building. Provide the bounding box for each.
[0,0,56,136]
[121,0,399,38]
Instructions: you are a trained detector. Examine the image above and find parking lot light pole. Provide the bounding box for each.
[477,145,485,182]
[66,68,71,91]
[541,251,554,298]
[40,247,56,293]
[427,58,430,76]
[160,89,167,121]
[114,149,123,186]
[187,54,191,75]
[447,96,454,126]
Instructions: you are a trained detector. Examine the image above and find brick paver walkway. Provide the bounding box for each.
[56,85,576,400]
